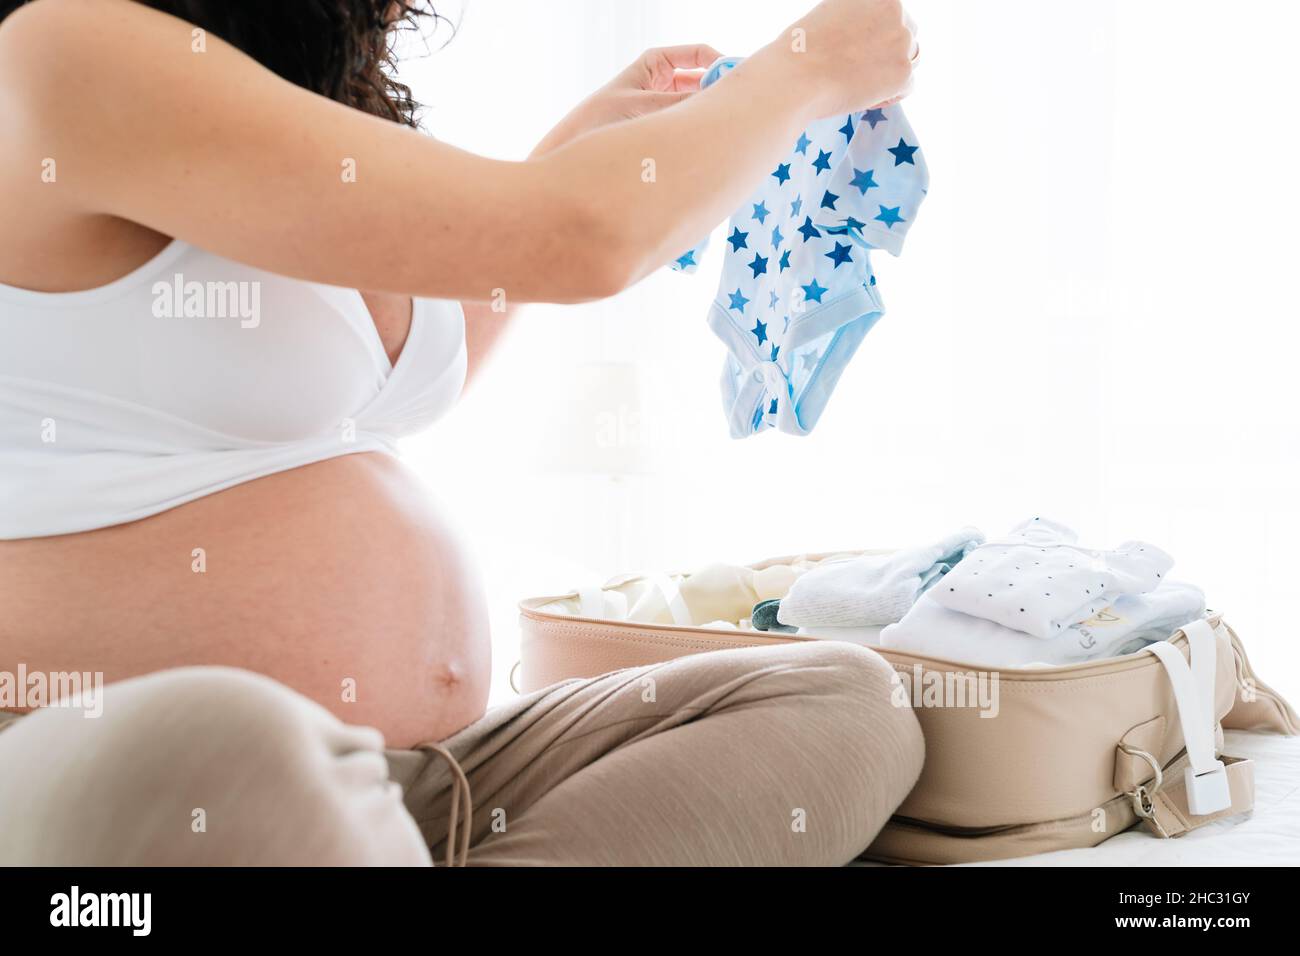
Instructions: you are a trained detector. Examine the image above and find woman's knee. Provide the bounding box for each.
[787,640,909,704]
[713,639,907,706]
[673,640,924,782]
[807,643,926,849]
[738,641,925,862]
[0,667,429,865]
[781,641,924,767]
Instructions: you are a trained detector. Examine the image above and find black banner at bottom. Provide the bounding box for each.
[0,864,1285,942]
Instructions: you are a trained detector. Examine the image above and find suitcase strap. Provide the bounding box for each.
[1119,620,1256,837]
[1123,747,1256,838]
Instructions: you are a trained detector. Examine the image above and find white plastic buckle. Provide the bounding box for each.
[1184,759,1231,815]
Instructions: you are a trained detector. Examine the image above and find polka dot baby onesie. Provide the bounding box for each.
[879,578,1206,667]
[671,57,929,438]
[929,517,1175,639]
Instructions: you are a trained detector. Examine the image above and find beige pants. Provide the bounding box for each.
[0,642,923,866]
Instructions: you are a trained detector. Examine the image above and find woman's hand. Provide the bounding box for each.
[766,0,918,118]
[530,44,723,157]
[534,0,918,161]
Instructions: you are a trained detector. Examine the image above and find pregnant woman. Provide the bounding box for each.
[0,0,923,865]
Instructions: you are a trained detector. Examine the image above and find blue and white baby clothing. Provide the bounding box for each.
[672,57,929,438]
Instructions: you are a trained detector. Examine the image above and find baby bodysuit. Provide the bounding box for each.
[879,579,1206,667]
[673,57,928,437]
[929,517,1175,639]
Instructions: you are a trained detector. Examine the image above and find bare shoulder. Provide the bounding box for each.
[0,0,207,124]
[0,0,260,235]
[0,0,181,66]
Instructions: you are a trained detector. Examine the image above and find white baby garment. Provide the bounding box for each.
[929,517,1173,639]
[879,580,1206,667]
[777,527,984,628]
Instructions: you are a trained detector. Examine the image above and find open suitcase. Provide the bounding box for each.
[517,551,1298,864]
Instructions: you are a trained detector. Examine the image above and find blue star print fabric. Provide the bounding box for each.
[672,57,928,438]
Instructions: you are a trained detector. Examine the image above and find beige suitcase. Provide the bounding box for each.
[517,552,1298,864]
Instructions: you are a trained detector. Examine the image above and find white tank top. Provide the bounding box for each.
[0,240,466,539]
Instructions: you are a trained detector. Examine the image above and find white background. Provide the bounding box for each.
[396,0,1300,704]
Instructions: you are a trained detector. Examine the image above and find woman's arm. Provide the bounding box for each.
[461,43,730,384]
[0,0,914,304]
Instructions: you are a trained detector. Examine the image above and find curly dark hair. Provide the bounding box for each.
[0,0,451,127]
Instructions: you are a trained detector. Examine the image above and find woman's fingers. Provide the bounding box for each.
[649,43,725,71]
[628,44,725,91]
[671,69,706,93]
[872,90,905,110]
[894,70,916,100]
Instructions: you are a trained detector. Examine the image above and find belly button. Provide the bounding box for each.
[430,660,464,689]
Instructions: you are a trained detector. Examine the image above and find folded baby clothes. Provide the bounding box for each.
[624,560,807,627]
[929,517,1174,640]
[879,580,1206,667]
[672,56,928,438]
[776,528,984,629]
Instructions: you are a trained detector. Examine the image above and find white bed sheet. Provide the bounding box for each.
[968,730,1300,866]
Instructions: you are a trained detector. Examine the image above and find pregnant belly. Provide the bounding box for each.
[0,454,491,748]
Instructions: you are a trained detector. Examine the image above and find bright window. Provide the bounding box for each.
[399,1,1300,703]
